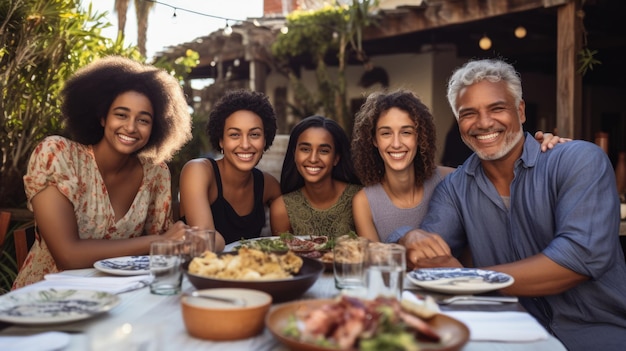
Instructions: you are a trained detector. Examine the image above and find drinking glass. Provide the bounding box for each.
[333,235,369,291]
[149,240,183,295]
[365,243,406,300]
[183,228,216,265]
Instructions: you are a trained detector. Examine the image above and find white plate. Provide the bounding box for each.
[406,267,514,294]
[224,237,283,252]
[224,236,315,252]
[0,289,120,325]
[94,255,150,275]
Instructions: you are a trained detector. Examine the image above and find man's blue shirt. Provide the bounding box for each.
[421,133,626,351]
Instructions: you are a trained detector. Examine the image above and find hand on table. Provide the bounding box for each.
[401,228,463,269]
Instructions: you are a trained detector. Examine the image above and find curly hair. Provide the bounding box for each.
[61,56,192,164]
[351,90,437,187]
[206,89,277,152]
[280,115,361,194]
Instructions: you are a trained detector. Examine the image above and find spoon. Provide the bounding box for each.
[186,291,247,307]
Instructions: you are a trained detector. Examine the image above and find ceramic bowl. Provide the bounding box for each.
[181,288,272,341]
[184,254,324,302]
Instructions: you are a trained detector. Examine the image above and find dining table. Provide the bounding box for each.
[0,268,567,351]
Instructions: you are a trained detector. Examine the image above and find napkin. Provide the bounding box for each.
[442,311,549,342]
[401,291,549,342]
[0,332,70,351]
[18,273,153,295]
[401,290,441,313]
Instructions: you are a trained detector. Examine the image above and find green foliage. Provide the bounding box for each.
[272,5,345,60]
[0,0,198,293]
[0,0,140,208]
[577,47,601,76]
[271,1,378,130]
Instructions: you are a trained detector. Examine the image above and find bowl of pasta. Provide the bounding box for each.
[184,248,325,303]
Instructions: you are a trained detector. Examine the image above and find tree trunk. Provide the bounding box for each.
[134,0,154,57]
[114,0,130,37]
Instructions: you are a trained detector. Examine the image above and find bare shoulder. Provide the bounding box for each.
[270,195,286,212]
[180,158,214,184]
[352,188,369,206]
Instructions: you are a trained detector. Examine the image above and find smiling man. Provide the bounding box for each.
[399,59,626,351]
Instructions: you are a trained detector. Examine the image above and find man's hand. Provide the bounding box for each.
[400,229,461,268]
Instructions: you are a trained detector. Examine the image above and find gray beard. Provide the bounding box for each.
[465,129,524,161]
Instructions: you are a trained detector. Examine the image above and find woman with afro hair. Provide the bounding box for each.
[13,56,192,289]
[178,90,281,250]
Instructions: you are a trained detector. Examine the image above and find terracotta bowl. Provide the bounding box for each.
[181,288,272,341]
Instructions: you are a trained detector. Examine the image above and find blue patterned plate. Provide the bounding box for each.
[0,289,120,324]
[94,255,150,276]
[407,268,514,294]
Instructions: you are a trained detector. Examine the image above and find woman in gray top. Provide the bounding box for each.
[351,90,455,243]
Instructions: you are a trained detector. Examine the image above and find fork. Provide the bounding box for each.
[438,295,519,305]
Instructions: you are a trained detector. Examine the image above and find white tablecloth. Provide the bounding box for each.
[0,269,566,351]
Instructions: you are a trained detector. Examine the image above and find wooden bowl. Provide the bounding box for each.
[181,288,272,341]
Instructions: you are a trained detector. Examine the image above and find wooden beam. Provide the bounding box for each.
[363,0,569,40]
[556,1,582,138]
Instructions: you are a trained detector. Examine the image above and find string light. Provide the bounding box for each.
[514,26,527,39]
[224,21,233,36]
[479,34,492,50]
[144,0,341,36]
[171,8,177,24]
[145,0,242,21]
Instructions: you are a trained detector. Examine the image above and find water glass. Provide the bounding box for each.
[183,228,216,265]
[149,240,183,295]
[366,243,406,300]
[333,236,369,290]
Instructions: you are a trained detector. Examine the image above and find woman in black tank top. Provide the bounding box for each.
[178,90,281,250]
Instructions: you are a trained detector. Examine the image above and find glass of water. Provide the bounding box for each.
[365,243,406,300]
[149,239,184,295]
[333,235,369,291]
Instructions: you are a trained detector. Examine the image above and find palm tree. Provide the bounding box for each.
[114,0,130,38]
[114,0,154,57]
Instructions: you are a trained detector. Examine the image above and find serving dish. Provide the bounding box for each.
[0,289,120,325]
[184,254,324,303]
[224,236,334,271]
[266,298,470,351]
[407,268,514,294]
[181,288,272,341]
[93,255,150,276]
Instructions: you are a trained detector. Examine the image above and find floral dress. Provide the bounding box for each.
[12,136,172,289]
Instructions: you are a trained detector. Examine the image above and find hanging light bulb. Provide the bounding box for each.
[514,26,527,39]
[171,9,177,24]
[479,35,492,50]
[224,21,233,36]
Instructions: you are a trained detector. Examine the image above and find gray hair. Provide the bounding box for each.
[446,59,523,119]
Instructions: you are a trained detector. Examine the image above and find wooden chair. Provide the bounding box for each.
[0,211,11,247]
[14,221,35,272]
